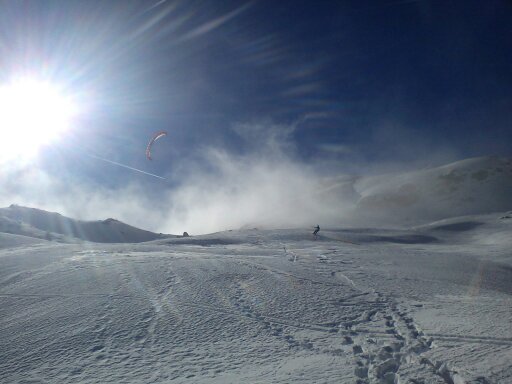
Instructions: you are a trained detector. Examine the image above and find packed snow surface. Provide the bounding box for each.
[1,212,511,383]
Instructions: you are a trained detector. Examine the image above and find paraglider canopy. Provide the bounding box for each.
[146,131,167,160]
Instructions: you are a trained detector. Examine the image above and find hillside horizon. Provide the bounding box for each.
[2,155,512,240]
[0,204,168,243]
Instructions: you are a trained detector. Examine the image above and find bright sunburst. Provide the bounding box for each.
[0,77,77,163]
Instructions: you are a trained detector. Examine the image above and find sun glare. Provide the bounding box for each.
[0,77,76,163]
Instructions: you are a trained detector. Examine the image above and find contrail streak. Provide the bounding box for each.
[88,154,166,180]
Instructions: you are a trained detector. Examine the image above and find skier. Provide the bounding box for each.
[313,225,320,236]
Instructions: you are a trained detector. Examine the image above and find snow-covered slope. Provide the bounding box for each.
[0,205,166,243]
[0,232,47,249]
[1,212,511,383]
[351,156,512,226]
[1,157,511,383]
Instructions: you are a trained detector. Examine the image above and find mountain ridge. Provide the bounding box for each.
[0,204,168,243]
[349,155,512,225]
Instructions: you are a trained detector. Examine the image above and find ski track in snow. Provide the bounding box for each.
[1,230,511,383]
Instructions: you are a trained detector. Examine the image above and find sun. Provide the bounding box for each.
[0,77,77,163]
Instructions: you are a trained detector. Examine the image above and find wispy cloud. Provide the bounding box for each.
[129,1,178,41]
[161,148,355,234]
[176,2,253,43]
[0,120,355,234]
[0,119,469,235]
[317,143,354,155]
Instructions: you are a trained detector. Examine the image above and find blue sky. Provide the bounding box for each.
[0,0,511,233]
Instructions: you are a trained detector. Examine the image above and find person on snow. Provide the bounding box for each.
[313,225,320,236]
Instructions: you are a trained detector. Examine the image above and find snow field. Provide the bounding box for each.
[1,221,511,383]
